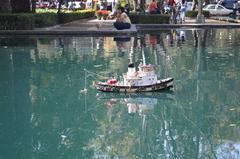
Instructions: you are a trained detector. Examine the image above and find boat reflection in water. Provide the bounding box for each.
[94,92,176,158]
[99,92,174,114]
[104,97,156,117]
[124,97,156,114]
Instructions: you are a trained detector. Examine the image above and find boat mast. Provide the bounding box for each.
[80,69,88,93]
[142,47,146,65]
[129,43,134,64]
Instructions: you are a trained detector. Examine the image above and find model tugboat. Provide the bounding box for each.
[96,63,173,93]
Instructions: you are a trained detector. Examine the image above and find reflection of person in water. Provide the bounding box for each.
[116,41,125,56]
[114,36,131,56]
[149,35,157,47]
[106,99,117,108]
[176,30,186,43]
[166,32,173,46]
[180,30,186,42]
[166,30,186,46]
[149,34,161,48]
[96,37,104,51]
[127,103,139,114]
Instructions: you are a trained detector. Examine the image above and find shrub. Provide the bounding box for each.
[34,13,58,28]
[129,14,170,24]
[58,9,95,23]
[95,10,109,20]
[0,14,34,30]
[186,10,210,18]
[0,10,95,30]
[35,9,95,27]
[95,10,102,16]
[101,10,109,20]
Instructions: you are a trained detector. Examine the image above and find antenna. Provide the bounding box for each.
[129,44,134,64]
[142,48,146,65]
[80,68,88,93]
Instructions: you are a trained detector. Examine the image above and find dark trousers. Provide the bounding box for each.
[113,22,131,30]
[150,9,160,14]
[233,9,237,19]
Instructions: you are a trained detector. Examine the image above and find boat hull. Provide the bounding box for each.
[96,78,174,93]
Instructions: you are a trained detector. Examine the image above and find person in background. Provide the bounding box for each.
[125,4,130,14]
[180,0,187,22]
[233,0,239,19]
[148,0,160,14]
[167,0,176,14]
[108,4,121,19]
[163,0,170,14]
[180,30,186,41]
[238,1,240,18]
[113,6,131,30]
[168,0,176,7]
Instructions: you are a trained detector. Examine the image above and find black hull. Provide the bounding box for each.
[96,78,174,93]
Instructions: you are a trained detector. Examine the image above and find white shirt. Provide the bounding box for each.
[121,12,131,24]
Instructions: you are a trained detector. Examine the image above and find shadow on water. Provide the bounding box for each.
[96,90,175,100]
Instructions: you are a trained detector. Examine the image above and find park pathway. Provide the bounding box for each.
[0,17,240,35]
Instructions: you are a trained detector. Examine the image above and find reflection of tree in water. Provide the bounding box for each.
[0,38,34,159]
[86,32,240,158]
[31,32,240,159]
[1,32,240,159]
[87,92,216,158]
[90,87,240,159]
[27,37,103,158]
[87,104,139,158]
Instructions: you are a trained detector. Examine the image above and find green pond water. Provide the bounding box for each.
[0,29,240,159]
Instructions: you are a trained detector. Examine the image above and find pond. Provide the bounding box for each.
[0,29,240,159]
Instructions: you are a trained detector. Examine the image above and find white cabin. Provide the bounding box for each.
[123,63,158,86]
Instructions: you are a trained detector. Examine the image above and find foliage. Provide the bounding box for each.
[129,14,170,24]
[36,8,89,14]
[186,10,210,18]
[34,13,58,28]
[11,0,31,13]
[36,8,58,13]
[95,10,109,20]
[101,10,109,19]
[95,10,102,16]
[58,10,95,23]
[101,10,109,16]
[0,13,34,30]
[0,9,95,30]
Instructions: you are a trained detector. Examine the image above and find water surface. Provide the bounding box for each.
[0,29,240,159]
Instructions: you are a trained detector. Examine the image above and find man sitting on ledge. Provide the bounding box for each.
[113,7,131,30]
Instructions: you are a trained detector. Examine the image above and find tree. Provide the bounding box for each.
[57,0,64,14]
[139,0,146,13]
[11,0,31,13]
[32,0,36,13]
[192,0,198,11]
[0,0,12,13]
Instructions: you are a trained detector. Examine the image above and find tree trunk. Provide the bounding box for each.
[192,0,198,10]
[32,0,36,13]
[133,0,138,12]
[140,0,146,13]
[57,0,64,23]
[0,0,12,13]
[11,0,31,13]
[204,0,210,5]
[57,0,64,14]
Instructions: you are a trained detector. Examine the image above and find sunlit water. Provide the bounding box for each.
[0,29,240,159]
